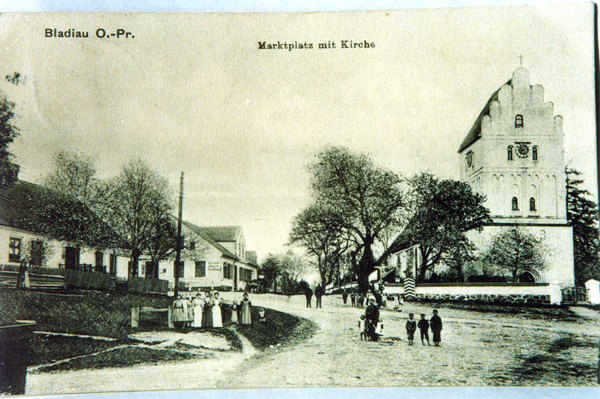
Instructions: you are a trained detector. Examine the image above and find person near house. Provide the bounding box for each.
[358,314,367,341]
[191,293,204,328]
[212,291,223,328]
[305,287,313,308]
[202,291,214,327]
[418,313,430,346]
[430,309,443,346]
[172,295,188,329]
[365,296,380,341]
[342,289,348,305]
[315,284,324,308]
[184,296,193,328]
[405,313,417,345]
[16,258,30,289]
[241,292,252,325]
[230,300,239,325]
[350,293,356,307]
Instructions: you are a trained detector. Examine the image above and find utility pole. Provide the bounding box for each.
[174,172,184,298]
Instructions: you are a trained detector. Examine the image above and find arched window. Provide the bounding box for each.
[532,146,538,161]
[512,197,519,210]
[515,114,524,128]
[519,272,535,283]
[507,146,513,161]
[529,197,536,211]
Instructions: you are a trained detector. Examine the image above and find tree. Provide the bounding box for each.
[302,146,407,292]
[258,251,309,294]
[290,204,352,287]
[94,159,174,279]
[0,93,20,187]
[259,254,282,293]
[482,227,547,282]
[384,173,492,282]
[44,150,97,205]
[566,167,600,285]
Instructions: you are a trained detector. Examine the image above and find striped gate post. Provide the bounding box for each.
[404,278,416,300]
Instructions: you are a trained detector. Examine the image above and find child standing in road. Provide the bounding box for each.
[406,313,417,345]
[417,313,430,346]
[358,314,366,341]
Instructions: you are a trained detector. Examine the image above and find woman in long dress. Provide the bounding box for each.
[191,293,204,328]
[172,295,187,329]
[202,292,213,327]
[230,301,239,325]
[241,292,252,325]
[212,291,223,328]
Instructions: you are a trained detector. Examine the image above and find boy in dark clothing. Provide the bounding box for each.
[305,287,313,308]
[417,313,430,346]
[405,313,417,345]
[430,309,443,346]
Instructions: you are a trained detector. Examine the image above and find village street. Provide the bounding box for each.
[25,293,600,395]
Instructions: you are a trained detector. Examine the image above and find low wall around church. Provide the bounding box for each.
[384,282,561,304]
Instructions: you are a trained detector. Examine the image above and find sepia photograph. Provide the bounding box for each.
[0,2,598,396]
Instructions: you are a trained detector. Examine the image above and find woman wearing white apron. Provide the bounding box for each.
[191,293,204,328]
[212,291,223,327]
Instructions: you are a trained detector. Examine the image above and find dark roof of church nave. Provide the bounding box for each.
[458,79,511,154]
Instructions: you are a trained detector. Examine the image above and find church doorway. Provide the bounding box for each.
[518,272,536,283]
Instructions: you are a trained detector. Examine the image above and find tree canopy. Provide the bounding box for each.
[482,227,547,282]
[295,146,407,292]
[44,150,97,206]
[383,173,491,282]
[0,93,20,188]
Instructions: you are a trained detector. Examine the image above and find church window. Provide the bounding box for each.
[511,197,519,210]
[529,197,536,211]
[532,146,538,161]
[507,146,513,161]
[515,114,524,128]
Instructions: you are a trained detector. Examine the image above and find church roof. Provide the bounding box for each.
[458,80,510,153]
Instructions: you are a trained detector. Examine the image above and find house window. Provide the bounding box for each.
[109,254,117,275]
[532,146,538,161]
[189,241,196,250]
[240,268,253,282]
[515,114,524,128]
[195,261,206,277]
[175,261,185,278]
[9,238,21,262]
[507,146,513,161]
[529,197,536,211]
[95,251,104,270]
[512,197,519,210]
[223,262,233,280]
[30,240,43,266]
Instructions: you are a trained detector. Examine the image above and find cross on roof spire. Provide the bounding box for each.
[519,54,524,67]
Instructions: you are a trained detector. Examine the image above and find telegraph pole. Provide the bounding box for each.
[174,172,184,298]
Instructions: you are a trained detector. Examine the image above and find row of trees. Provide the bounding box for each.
[290,146,600,291]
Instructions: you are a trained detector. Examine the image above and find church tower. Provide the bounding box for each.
[458,67,567,224]
[458,67,574,286]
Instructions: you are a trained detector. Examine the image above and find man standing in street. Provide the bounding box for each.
[315,284,324,308]
[305,286,313,308]
[430,309,443,346]
[342,289,348,305]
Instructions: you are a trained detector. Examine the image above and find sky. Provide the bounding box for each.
[0,3,596,262]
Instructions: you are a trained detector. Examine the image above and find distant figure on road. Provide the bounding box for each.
[418,313,430,346]
[342,289,348,305]
[358,314,366,341]
[315,284,324,308]
[430,309,443,346]
[241,292,252,325]
[350,293,356,307]
[405,313,416,345]
[365,296,380,341]
[305,287,313,308]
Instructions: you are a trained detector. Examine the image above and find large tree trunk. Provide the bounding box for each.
[356,241,375,293]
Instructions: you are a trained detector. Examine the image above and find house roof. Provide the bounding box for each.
[194,226,241,242]
[246,250,258,266]
[458,81,509,153]
[182,221,239,260]
[0,181,127,249]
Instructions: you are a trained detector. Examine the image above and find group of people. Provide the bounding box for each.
[304,284,325,308]
[405,309,443,346]
[172,291,252,329]
[358,294,443,346]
